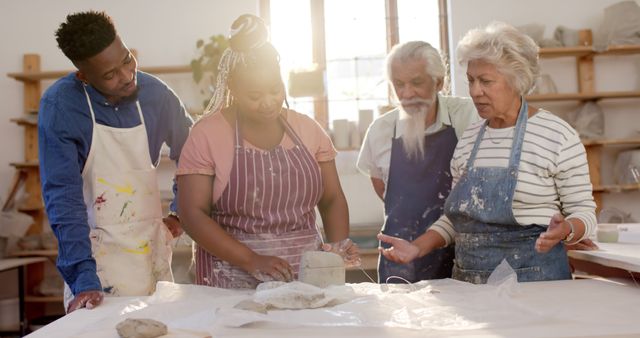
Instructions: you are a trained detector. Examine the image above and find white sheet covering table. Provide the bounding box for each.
[25,276,640,338]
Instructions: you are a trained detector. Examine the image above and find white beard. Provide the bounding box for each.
[399,95,436,160]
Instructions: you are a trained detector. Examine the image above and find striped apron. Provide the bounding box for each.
[196,114,324,288]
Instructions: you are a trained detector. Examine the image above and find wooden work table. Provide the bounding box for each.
[0,257,47,336]
[569,226,640,280]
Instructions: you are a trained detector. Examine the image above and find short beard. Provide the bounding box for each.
[121,86,140,102]
[399,95,435,160]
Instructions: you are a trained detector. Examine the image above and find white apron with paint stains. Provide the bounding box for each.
[64,86,173,308]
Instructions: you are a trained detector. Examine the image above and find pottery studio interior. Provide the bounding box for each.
[0,0,639,337]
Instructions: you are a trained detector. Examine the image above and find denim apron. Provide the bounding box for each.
[378,124,456,283]
[444,99,571,284]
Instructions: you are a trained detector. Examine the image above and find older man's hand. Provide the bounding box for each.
[162,215,183,238]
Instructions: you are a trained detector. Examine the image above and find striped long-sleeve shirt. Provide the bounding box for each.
[430,110,597,245]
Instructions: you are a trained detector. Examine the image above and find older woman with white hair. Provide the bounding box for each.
[378,22,597,283]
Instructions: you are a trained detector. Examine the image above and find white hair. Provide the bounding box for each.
[456,21,539,96]
[386,41,447,93]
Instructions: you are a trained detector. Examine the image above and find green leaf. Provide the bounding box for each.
[196,39,204,48]
[204,43,216,56]
[190,60,203,83]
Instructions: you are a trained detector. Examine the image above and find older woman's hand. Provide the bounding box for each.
[535,214,571,253]
[565,238,598,251]
[377,233,420,264]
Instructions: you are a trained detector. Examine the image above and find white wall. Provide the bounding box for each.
[0,0,258,203]
[448,0,640,222]
[0,0,386,230]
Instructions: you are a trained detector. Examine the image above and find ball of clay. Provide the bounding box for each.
[116,318,168,338]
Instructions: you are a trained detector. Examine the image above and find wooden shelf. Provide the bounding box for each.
[24,295,63,303]
[593,183,640,193]
[10,161,39,169]
[10,116,38,126]
[18,204,44,212]
[10,249,58,257]
[538,44,640,58]
[8,65,191,82]
[526,90,640,102]
[12,247,192,257]
[582,137,640,146]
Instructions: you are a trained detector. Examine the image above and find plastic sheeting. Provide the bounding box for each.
[26,270,640,338]
[217,260,552,330]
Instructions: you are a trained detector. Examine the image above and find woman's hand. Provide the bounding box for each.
[565,238,598,251]
[377,233,420,264]
[322,238,361,267]
[246,254,294,282]
[67,290,104,313]
[536,214,571,253]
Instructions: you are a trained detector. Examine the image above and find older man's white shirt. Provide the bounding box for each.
[357,94,479,190]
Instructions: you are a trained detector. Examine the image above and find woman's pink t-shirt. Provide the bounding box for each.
[177,110,337,203]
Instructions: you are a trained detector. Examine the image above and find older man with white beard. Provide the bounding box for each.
[357,41,478,283]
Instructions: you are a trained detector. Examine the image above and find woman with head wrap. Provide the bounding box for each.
[378,22,596,283]
[176,14,358,288]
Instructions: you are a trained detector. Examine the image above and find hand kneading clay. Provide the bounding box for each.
[116,318,168,338]
[298,251,345,288]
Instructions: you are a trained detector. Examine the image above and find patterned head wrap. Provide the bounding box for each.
[203,14,270,116]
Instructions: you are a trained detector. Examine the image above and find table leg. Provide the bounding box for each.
[18,265,25,336]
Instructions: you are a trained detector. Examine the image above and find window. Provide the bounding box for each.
[268,0,315,117]
[398,0,441,46]
[324,0,388,124]
[264,0,446,138]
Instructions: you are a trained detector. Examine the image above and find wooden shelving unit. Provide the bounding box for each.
[530,39,640,211]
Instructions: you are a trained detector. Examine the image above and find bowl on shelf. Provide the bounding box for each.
[17,235,41,250]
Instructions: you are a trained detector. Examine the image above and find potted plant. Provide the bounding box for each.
[190,34,229,108]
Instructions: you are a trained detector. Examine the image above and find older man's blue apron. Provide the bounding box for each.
[378,124,456,283]
[444,99,571,284]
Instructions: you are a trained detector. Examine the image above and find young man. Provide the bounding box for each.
[39,11,193,312]
[357,41,478,283]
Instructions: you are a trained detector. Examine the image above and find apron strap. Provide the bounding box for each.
[82,85,145,127]
[82,84,97,125]
[135,101,146,126]
[466,97,529,171]
[233,108,307,150]
[507,98,528,170]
